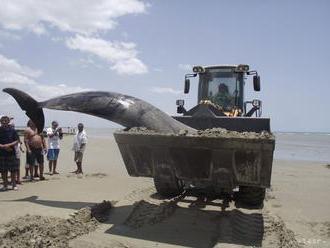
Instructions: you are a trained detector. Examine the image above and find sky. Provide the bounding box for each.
[0,0,329,132]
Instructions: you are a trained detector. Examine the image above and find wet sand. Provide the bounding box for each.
[0,135,329,247]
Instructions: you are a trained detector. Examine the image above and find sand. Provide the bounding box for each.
[0,201,111,248]
[0,135,329,247]
[125,127,275,140]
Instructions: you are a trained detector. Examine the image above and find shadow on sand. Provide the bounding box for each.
[108,191,264,248]
[5,193,264,248]
[4,195,97,210]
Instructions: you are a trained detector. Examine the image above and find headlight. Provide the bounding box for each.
[236,64,250,72]
[192,66,205,73]
[252,99,261,107]
[176,99,185,106]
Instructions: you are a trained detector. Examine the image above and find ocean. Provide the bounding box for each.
[274,132,330,163]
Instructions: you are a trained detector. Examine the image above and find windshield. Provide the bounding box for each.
[199,68,243,110]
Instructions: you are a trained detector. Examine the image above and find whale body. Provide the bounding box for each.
[3,88,195,134]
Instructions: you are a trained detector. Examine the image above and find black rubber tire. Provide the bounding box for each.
[237,186,265,206]
[153,176,183,197]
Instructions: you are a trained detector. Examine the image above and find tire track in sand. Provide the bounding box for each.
[119,185,301,247]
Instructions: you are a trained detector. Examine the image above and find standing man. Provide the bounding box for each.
[9,118,24,184]
[24,120,47,181]
[72,123,87,174]
[0,115,19,190]
[46,121,63,175]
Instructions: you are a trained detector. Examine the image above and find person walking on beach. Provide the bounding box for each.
[0,115,19,191]
[24,120,47,180]
[46,121,63,175]
[72,123,87,174]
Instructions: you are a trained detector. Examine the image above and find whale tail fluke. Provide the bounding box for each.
[3,88,45,133]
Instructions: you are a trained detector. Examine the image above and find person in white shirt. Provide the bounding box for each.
[46,121,63,175]
[72,123,87,174]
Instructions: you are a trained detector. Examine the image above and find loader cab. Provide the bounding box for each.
[178,64,262,117]
[198,65,245,111]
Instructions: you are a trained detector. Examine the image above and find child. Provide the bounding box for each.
[14,137,24,184]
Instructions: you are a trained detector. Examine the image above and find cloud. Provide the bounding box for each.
[66,35,148,75]
[33,83,92,100]
[150,87,182,95]
[0,54,41,85]
[0,0,147,35]
[0,1,148,75]
[0,53,91,104]
[0,54,42,78]
[178,64,192,71]
[69,57,104,69]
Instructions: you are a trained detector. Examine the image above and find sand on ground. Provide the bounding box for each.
[0,135,329,247]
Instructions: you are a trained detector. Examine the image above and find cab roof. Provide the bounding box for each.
[203,64,242,69]
[192,64,250,73]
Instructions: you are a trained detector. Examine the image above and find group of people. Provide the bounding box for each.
[0,115,88,191]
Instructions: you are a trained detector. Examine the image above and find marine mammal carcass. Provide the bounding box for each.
[2,88,195,134]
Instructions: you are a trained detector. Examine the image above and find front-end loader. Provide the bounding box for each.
[114,64,275,206]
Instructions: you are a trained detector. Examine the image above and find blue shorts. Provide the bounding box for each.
[47,149,60,161]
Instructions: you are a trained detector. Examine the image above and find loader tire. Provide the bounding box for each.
[153,175,183,198]
[237,186,265,206]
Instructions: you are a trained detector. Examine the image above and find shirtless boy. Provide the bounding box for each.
[24,120,47,180]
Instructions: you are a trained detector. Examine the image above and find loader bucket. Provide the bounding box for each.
[173,116,271,132]
[114,130,275,190]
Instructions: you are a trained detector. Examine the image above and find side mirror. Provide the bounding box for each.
[184,78,190,94]
[253,75,261,91]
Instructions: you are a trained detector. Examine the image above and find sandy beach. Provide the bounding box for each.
[0,0,329,247]
[0,132,329,247]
